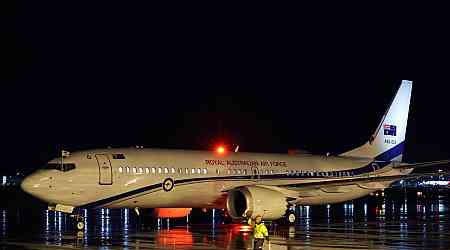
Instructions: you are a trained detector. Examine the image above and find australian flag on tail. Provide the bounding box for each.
[384,124,397,136]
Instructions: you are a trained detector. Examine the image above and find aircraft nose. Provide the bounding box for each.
[20,173,43,196]
[20,175,34,194]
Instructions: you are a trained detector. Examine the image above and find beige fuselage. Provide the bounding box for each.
[22,148,407,209]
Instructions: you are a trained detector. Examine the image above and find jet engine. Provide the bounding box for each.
[226,186,289,221]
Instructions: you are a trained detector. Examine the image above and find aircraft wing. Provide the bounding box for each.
[392,159,450,170]
[275,171,450,198]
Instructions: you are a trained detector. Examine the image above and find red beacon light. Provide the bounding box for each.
[216,146,226,155]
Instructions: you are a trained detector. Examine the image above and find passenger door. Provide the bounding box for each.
[96,154,113,185]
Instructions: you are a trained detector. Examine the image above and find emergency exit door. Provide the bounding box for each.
[96,154,113,185]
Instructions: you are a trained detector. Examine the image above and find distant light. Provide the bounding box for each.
[216,146,226,154]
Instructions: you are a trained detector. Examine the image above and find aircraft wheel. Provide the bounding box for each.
[287,212,296,224]
[76,221,85,230]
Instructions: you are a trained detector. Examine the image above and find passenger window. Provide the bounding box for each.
[191,168,195,174]
[132,167,137,174]
[112,153,126,159]
[126,167,130,173]
[185,168,189,174]
[197,168,201,174]
[244,169,247,175]
[237,169,241,174]
[151,167,156,174]
[164,168,169,174]
[178,168,182,174]
[216,169,220,175]
[138,167,143,174]
[145,168,149,174]
[171,168,175,174]
[227,169,231,175]
[158,167,162,174]
[119,167,123,173]
[203,168,207,174]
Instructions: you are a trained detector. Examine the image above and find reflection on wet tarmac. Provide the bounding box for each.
[1,191,450,249]
[1,210,6,238]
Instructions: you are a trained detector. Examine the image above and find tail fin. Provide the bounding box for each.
[341,80,413,161]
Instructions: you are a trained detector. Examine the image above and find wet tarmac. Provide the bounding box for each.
[1,189,450,249]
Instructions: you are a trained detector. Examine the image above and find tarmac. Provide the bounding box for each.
[1,190,450,249]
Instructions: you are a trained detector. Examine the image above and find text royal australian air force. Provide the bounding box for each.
[205,159,288,167]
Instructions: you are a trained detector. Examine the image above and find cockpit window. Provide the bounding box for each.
[45,163,76,172]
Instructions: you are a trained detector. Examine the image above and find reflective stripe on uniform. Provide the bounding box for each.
[248,218,268,239]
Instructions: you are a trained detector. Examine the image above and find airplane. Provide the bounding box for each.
[21,80,449,230]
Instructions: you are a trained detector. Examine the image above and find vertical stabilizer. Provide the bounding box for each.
[341,80,413,161]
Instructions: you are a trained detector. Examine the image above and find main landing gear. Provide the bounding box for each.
[286,207,296,224]
[76,220,85,231]
[70,214,85,231]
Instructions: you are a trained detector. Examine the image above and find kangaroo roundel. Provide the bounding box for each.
[163,178,174,192]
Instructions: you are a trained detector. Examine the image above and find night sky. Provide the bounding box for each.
[2,2,450,171]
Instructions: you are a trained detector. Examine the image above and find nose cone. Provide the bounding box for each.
[21,173,46,198]
[21,175,34,195]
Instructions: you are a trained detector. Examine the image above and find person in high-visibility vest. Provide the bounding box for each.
[247,215,270,250]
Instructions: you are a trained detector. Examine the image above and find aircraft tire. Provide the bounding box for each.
[76,221,85,231]
[287,212,296,224]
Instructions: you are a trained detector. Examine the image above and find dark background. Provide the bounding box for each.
[2,2,450,170]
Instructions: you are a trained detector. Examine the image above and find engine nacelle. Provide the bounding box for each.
[226,186,288,221]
